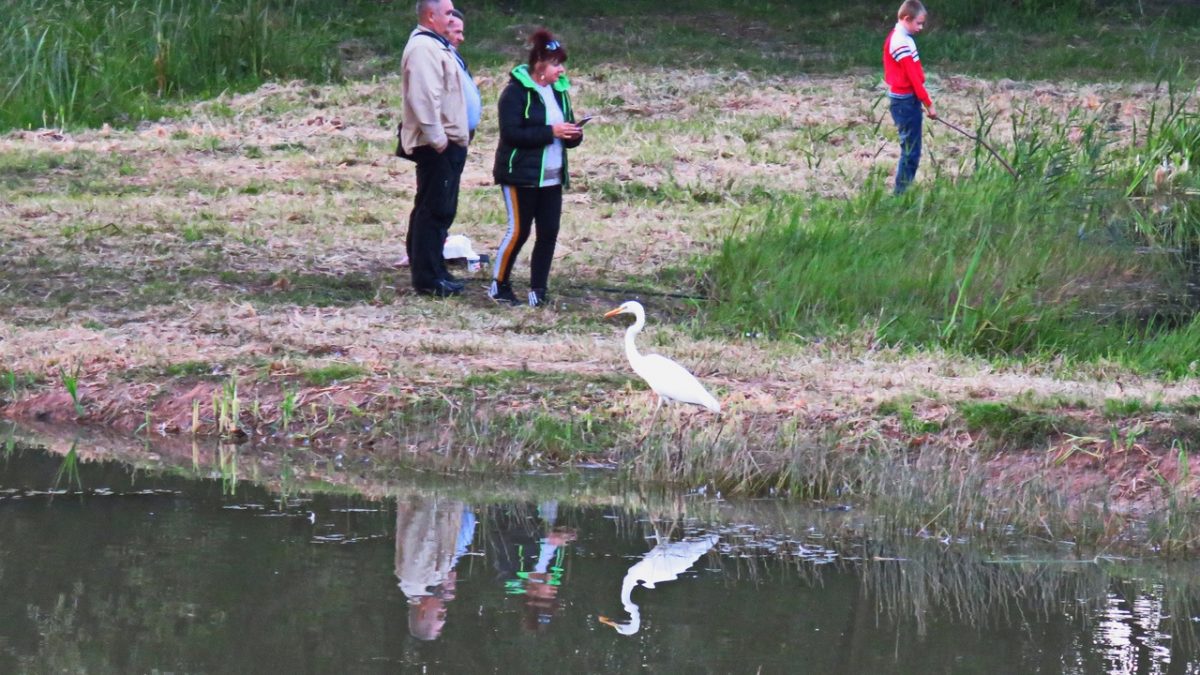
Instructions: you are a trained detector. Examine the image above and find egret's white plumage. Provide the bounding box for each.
[604,301,721,413]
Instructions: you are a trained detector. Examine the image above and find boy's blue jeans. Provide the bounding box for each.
[889,95,923,194]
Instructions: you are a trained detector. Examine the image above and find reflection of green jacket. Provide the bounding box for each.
[492,64,581,188]
[486,505,566,590]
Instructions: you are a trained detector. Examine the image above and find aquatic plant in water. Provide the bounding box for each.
[52,441,81,491]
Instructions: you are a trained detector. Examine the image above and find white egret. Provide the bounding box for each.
[604,301,721,413]
[598,533,719,635]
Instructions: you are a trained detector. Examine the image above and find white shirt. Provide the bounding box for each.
[534,81,564,187]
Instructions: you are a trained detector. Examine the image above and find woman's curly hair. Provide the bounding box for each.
[527,28,567,70]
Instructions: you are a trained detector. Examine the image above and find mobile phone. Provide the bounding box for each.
[577,115,595,126]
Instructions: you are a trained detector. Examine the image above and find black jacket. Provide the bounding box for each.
[492,64,581,188]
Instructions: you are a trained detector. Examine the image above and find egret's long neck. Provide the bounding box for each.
[624,314,644,364]
[614,573,642,635]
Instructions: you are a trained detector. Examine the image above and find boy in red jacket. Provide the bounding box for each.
[884,0,937,194]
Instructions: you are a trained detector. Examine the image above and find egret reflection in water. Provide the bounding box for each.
[5,438,1200,673]
[599,532,719,636]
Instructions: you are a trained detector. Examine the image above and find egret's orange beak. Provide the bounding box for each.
[604,307,623,318]
[598,615,618,628]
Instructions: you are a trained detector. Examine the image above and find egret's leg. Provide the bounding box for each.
[649,396,666,431]
[636,395,664,447]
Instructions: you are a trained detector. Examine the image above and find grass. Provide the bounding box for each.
[0,150,70,188]
[0,260,207,312]
[12,343,1200,552]
[958,401,1077,447]
[59,365,83,417]
[1,370,43,398]
[1103,397,1162,419]
[0,0,342,129]
[163,361,216,378]
[707,90,1200,376]
[0,257,390,313]
[301,363,367,387]
[3,1,1200,551]
[52,440,82,490]
[499,409,621,464]
[249,272,382,308]
[878,396,942,434]
[462,368,627,392]
[0,150,141,195]
[4,0,1200,130]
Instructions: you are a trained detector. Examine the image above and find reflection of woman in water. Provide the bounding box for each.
[393,494,477,641]
[599,531,718,636]
[486,500,576,631]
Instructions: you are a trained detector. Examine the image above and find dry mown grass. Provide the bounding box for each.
[3,66,1199,515]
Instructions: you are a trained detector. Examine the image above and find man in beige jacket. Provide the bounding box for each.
[394,494,475,641]
[401,0,470,297]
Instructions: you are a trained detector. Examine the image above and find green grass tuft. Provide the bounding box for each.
[164,361,215,378]
[1103,397,1162,419]
[302,363,367,386]
[959,401,1076,447]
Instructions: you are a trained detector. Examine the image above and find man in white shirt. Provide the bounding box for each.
[447,8,482,141]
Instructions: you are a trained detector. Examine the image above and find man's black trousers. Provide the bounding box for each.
[407,143,468,290]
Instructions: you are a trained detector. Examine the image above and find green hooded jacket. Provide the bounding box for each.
[491,64,581,188]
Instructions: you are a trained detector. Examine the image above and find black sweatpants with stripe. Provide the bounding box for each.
[492,184,562,293]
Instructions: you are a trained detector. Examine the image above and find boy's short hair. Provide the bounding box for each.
[898,0,926,19]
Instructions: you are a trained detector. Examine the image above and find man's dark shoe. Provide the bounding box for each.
[440,278,465,292]
[415,279,463,297]
[488,280,519,306]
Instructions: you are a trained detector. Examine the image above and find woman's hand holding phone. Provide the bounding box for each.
[552,122,581,140]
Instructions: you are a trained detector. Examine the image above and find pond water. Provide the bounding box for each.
[3,442,1200,673]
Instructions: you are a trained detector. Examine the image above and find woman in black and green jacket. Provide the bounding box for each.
[488,28,583,308]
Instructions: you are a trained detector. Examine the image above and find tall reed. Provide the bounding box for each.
[0,0,340,129]
[707,94,1200,375]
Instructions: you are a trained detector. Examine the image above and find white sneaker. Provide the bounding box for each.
[489,280,518,306]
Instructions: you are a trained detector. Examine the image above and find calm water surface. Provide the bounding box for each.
[3,443,1200,673]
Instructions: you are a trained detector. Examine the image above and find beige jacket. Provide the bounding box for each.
[400,26,468,153]
[394,496,467,599]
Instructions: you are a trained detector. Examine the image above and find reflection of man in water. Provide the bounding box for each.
[394,494,477,641]
[487,500,576,631]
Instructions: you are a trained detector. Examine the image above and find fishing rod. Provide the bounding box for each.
[933,116,1019,180]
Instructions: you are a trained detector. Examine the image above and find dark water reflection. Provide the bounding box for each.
[3,445,1200,673]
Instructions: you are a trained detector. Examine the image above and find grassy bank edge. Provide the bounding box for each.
[4,356,1200,553]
